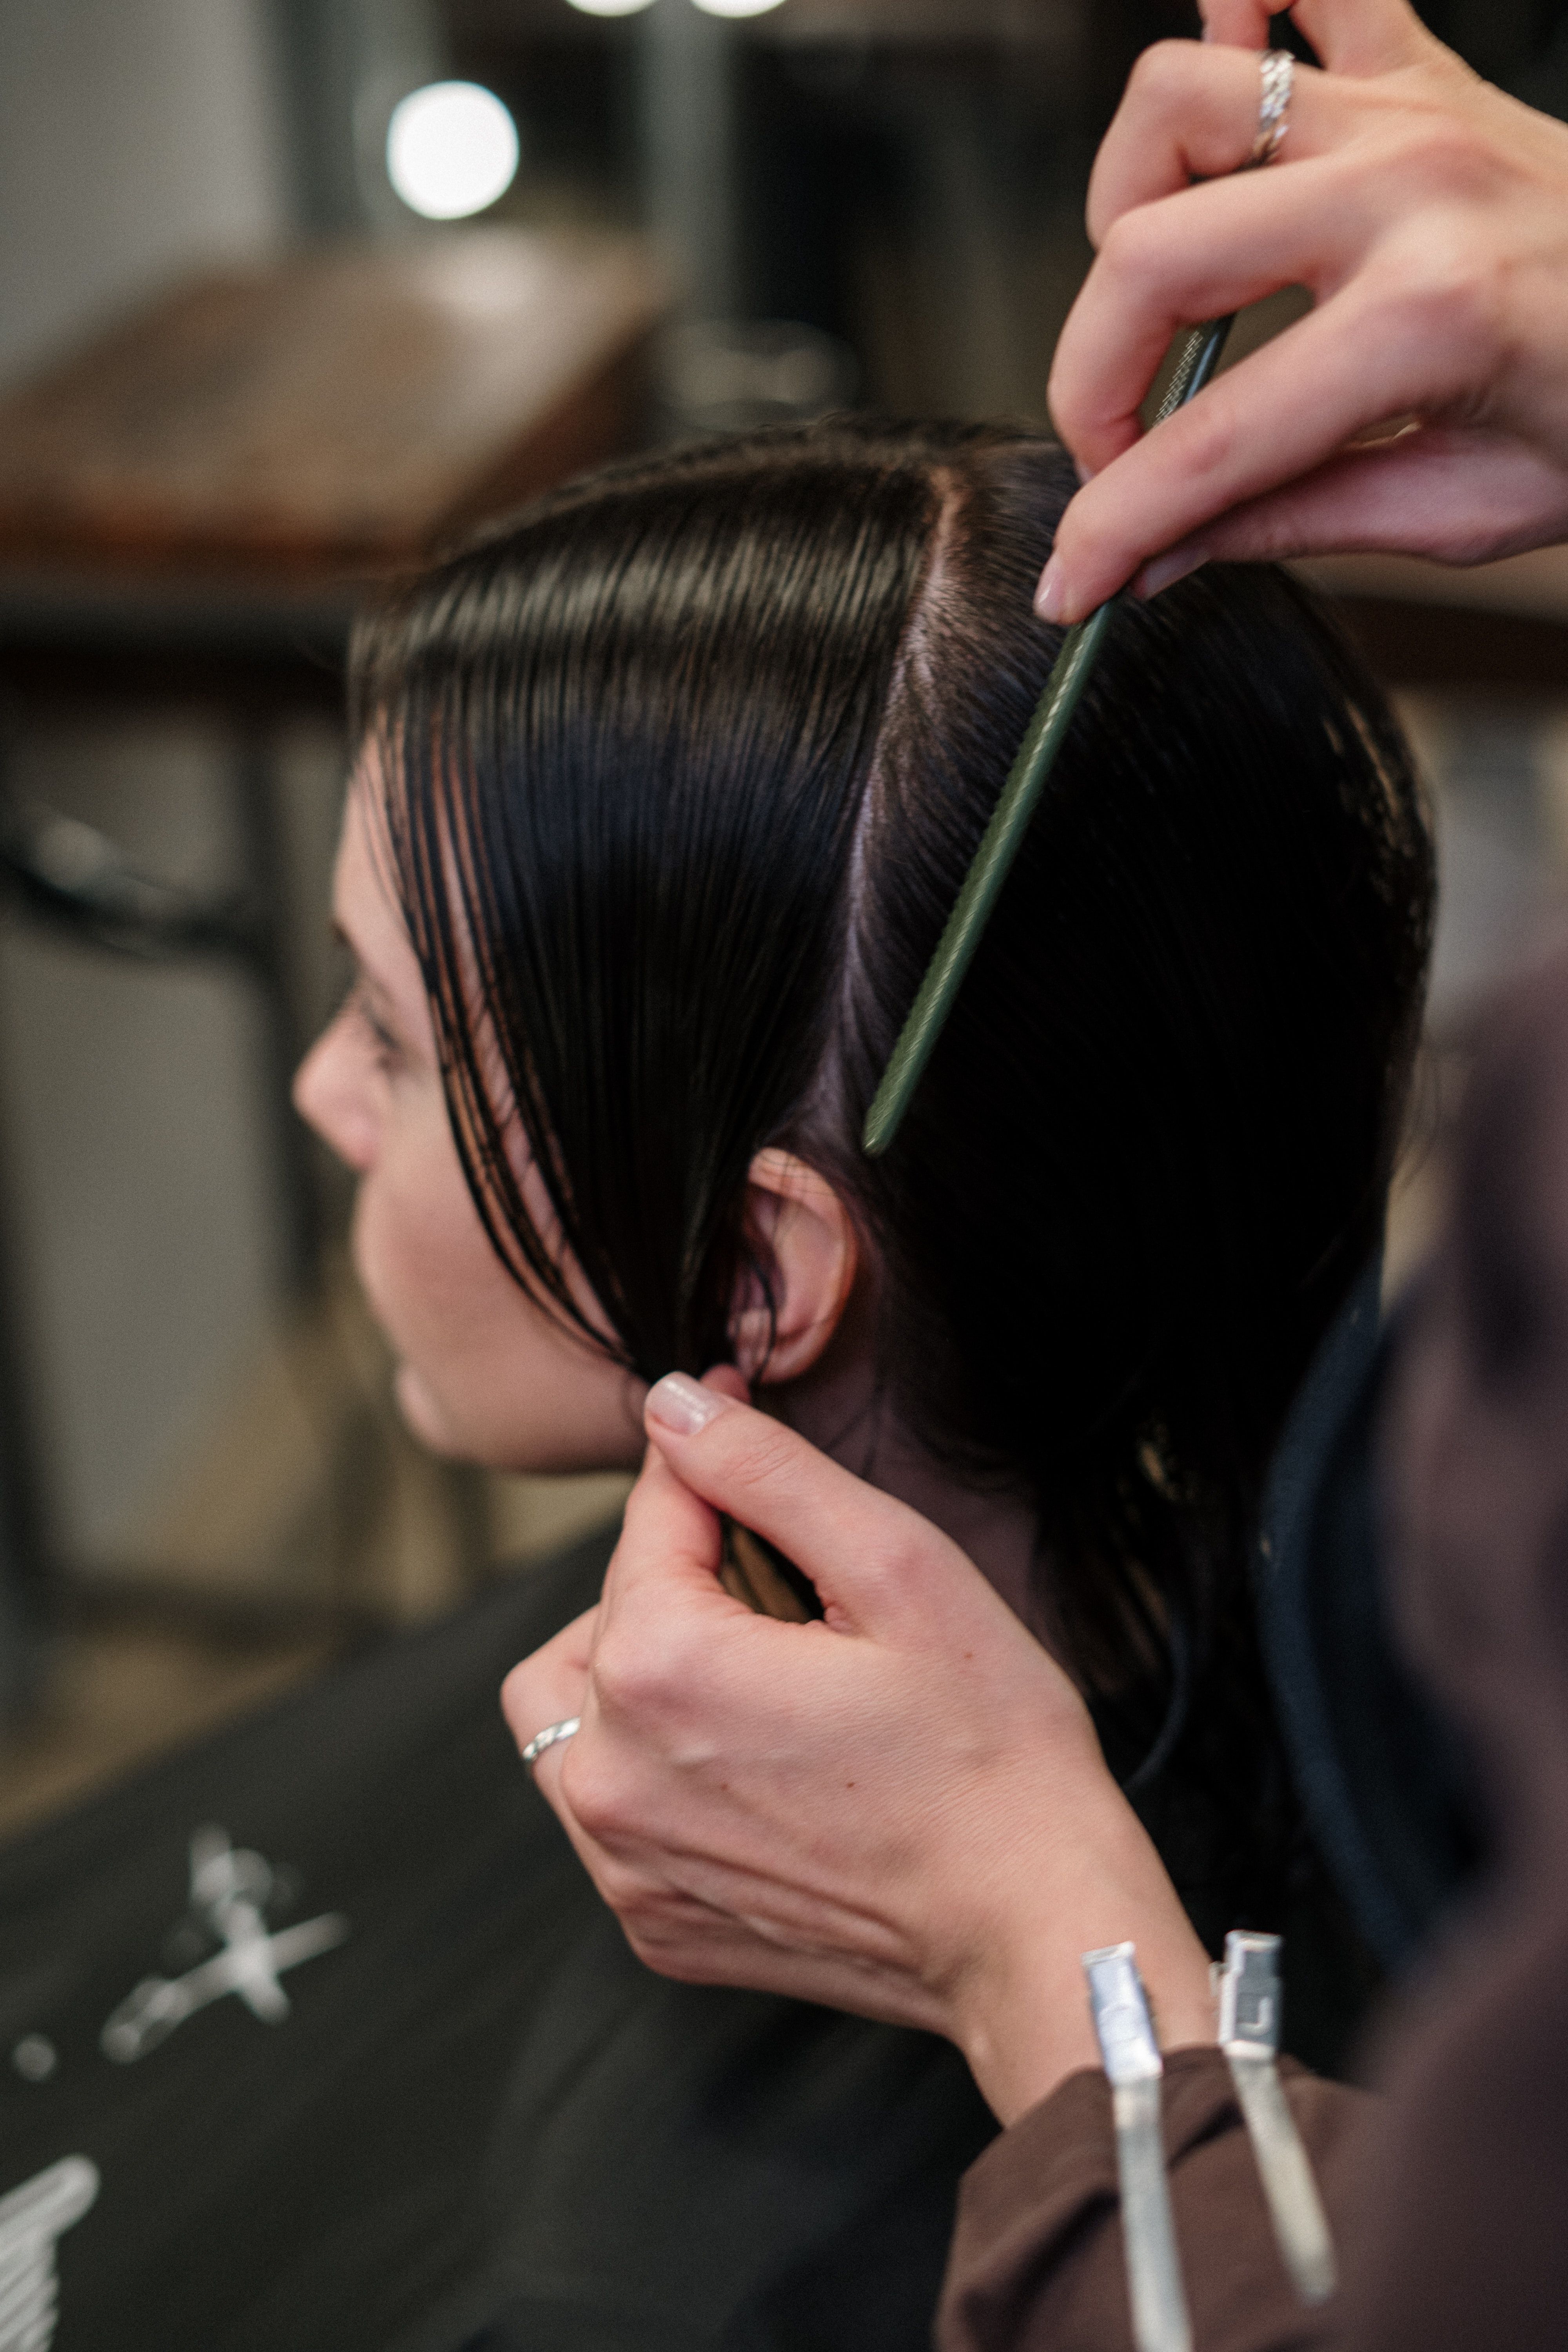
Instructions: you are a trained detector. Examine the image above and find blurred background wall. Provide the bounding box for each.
[0,0,290,385]
[8,0,1566,428]
[0,0,290,1602]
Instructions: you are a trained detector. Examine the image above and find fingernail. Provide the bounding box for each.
[1136,542,1209,601]
[646,1372,730,1436]
[1034,559,1067,623]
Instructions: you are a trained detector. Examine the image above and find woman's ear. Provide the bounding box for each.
[729,1149,860,1385]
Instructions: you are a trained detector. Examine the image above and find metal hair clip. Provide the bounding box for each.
[1216,1931,1337,2306]
[1083,1942,1193,2352]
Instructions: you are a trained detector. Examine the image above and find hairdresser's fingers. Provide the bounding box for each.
[516,1748,728,1953]
[1132,424,1568,585]
[1043,269,1490,620]
[625,1372,1006,1643]
[1201,0,1434,75]
[1061,103,1508,480]
[499,1604,596,1779]
[578,1384,835,1751]
[499,1602,739,1900]
[1088,10,1460,244]
[1085,45,1347,245]
[586,1368,758,1628]
[1061,156,1373,477]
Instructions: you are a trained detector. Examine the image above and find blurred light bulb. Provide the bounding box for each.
[387,82,520,221]
[691,0,787,13]
[564,0,655,13]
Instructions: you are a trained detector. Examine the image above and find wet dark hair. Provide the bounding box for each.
[351,418,1433,1925]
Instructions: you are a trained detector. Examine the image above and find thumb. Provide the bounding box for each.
[1202,0,1434,76]
[626,1370,994,1640]
[1285,0,1440,76]
[1198,1,1279,48]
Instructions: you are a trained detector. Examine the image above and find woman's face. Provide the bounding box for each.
[293,776,649,1474]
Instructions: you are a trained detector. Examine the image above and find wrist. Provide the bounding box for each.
[944,1783,1215,2125]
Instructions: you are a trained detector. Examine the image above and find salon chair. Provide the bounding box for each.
[0,232,668,1683]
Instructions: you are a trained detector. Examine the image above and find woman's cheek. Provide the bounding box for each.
[350,1128,472,1372]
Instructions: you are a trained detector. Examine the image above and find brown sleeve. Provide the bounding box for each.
[937,2047,1371,2352]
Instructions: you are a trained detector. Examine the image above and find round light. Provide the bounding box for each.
[386,82,520,221]
[564,0,655,13]
[691,0,787,13]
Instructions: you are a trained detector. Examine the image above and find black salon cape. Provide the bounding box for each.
[0,1526,996,2352]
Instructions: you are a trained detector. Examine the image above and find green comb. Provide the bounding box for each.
[862,313,1236,1158]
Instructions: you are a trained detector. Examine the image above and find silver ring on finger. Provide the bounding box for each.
[1248,49,1294,169]
[521,1715,581,1769]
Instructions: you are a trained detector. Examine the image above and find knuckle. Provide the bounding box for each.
[622,1921,674,1971]
[848,1510,960,1623]
[1208,499,1304,566]
[1047,320,1100,446]
[1386,112,1500,204]
[1172,389,1242,490]
[1098,209,1163,302]
[1096,209,1140,283]
[563,1745,640,1844]
[841,1532,907,1613]
[642,1949,710,1987]
[593,1853,655,1917]
[721,1419,803,1503]
[1125,39,1195,114]
[626,1923,715,1985]
[1045,342,1083,440]
[591,1613,690,1726]
[1382,240,1504,371]
[499,1659,535,1726]
[717,1446,818,1542]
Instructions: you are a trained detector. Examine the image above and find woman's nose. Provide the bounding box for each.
[293,1017,377,1173]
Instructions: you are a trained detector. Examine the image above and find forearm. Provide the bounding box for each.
[939,2048,1371,2352]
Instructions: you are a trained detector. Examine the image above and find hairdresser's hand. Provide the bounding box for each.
[502,1370,1213,2125]
[1039,0,1568,623]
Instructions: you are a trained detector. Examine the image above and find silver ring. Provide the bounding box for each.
[1248,49,1294,169]
[521,1715,581,1769]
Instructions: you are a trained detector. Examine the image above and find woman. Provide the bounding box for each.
[295,415,1430,2324]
